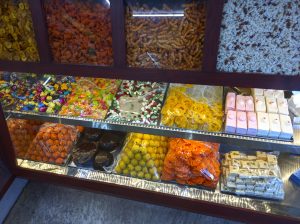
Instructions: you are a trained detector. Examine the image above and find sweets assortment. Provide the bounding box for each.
[26,123,79,165]
[106,81,167,125]
[59,78,120,119]
[0,80,15,108]
[126,2,206,70]
[7,119,43,158]
[44,0,113,65]
[0,0,39,61]
[162,138,220,188]
[114,133,168,181]
[14,75,75,114]
[221,151,284,200]
[225,89,293,140]
[161,84,223,132]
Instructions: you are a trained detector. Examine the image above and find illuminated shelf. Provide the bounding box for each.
[6,110,300,154]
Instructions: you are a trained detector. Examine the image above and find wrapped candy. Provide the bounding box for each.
[106,80,167,125]
[59,77,120,119]
[7,119,43,158]
[161,84,223,132]
[13,75,75,114]
[114,133,168,181]
[0,0,39,61]
[162,138,220,188]
[26,123,79,165]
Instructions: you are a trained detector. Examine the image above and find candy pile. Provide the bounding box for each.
[126,2,206,70]
[0,0,39,61]
[15,75,74,113]
[0,80,14,108]
[221,151,284,200]
[7,119,43,158]
[114,133,168,181]
[26,123,79,165]
[59,78,121,119]
[162,138,220,189]
[44,0,113,65]
[106,81,167,125]
[161,84,223,132]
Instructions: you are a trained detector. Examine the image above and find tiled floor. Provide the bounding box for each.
[5,181,242,224]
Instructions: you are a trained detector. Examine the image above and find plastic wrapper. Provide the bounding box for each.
[161,84,223,132]
[59,78,120,119]
[0,0,39,61]
[26,123,79,165]
[14,75,75,113]
[161,138,220,189]
[221,151,284,200]
[106,80,167,125]
[126,0,206,70]
[114,133,169,181]
[7,119,43,158]
[44,0,113,65]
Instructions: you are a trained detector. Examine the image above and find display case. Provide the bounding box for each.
[0,1,300,223]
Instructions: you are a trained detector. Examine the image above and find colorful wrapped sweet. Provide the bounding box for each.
[59,78,121,119]
[162,138,220,188]
[0,0,39,61]
[0,80,15,108]
[106,81,167,125]
[14,75,75,114]
[161,84,223,132]
[26,123,79,165]
[114,133,168,181]
[7,119,43,158]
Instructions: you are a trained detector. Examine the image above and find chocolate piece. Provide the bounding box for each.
[99,131,125,152]
[73,142,97,166]
[93,151,113,170]
[85,128,103,142]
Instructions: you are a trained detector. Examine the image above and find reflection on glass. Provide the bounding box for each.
[44,0,113,65]
[126,0,206,70]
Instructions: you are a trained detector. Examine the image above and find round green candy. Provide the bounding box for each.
[130,171,137,177]
[137,171,144,179]
[131,159,138,166]
[135,165,142,172]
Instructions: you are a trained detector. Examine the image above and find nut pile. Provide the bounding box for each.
[44,0,113,65]
[126,2,206,70]
[0,0,39,61]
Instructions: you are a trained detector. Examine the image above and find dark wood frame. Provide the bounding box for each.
[1,0,300,223]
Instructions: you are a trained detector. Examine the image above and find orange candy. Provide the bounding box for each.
[161,138,220,189]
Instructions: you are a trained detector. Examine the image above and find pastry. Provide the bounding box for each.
[257,112,269,137]
[236,95,246,111]
[245,96,254,112]
[225,92,236,113]
[225,110,236,134]
[266,97,278,113]
[277,98,289,115]
[247,112,257,136]
[268,113,281,138]
[279,115,293,139]
[254,96,266,112]
[93,151,114,171]
[236,111,247,135]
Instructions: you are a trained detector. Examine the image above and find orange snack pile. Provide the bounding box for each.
[26,123,79,165]
[7,119,43,158]
[162,138,220,188]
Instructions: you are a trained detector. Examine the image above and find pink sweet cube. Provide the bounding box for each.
[236,95,246,111]
[225,92,236,113]
[236,111,247,135]
[245,96,254,112]
[247,112,257,136]
[225,110,236,134]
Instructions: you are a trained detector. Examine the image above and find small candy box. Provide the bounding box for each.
[277,98,289,115]
[225,110,236,134]
[257,112,269,137]
[264,89,275,98]
[225,92,236,113]
[254,96,266,112]
[268,113,281,138]
[236,95,246,111]
[279,115,293,140]
[236,111,247,135]
[274,90,285,99]
[251,88,264,96]
[245,96,254,112]
[247,112,257,136]
[266,97,278,114]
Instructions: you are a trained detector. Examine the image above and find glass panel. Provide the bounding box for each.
[126,0,206,70]
[217,0,300,75]
[0,0,39,61]
[44,0,113,65]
